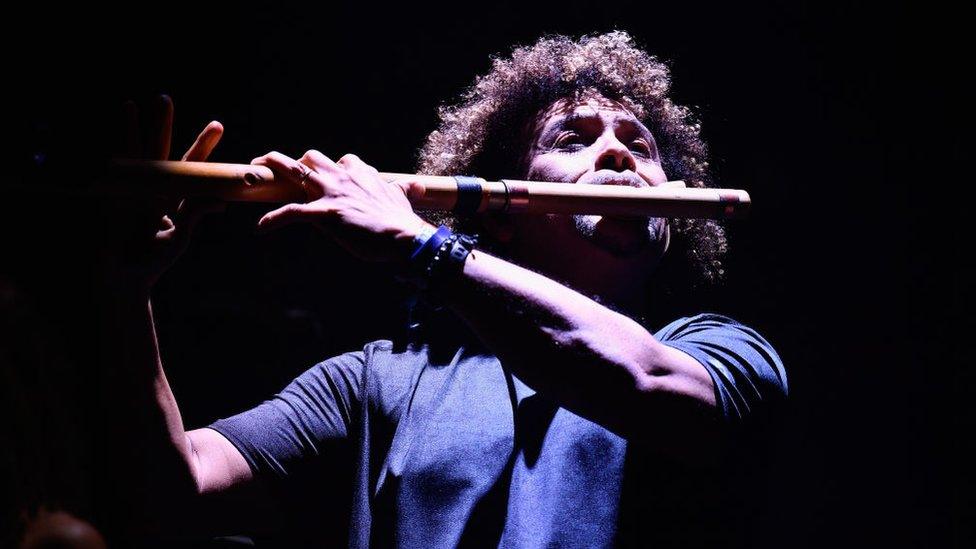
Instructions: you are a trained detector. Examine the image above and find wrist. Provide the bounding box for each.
[394,218,437,257]
[397,225,452,281]
[396,226,478,307]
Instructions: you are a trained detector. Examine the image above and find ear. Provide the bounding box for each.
[479,212,516,244]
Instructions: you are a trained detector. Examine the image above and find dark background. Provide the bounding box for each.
[5,1,957,547]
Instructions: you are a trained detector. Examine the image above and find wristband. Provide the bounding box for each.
[410,224,452,262]
[428,232,478,286]
[397,224,451,288]
[422,232,478,308]
[397,226,478,304]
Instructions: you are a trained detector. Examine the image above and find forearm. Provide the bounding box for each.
[438,250,694,437]
[247,148,720,454]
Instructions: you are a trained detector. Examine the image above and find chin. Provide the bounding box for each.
[574,214,668,259]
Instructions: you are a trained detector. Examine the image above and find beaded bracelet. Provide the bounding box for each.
[410,224,452,263]
[398,225,478,300]
[428,232,478,287]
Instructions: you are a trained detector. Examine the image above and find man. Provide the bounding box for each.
[99,32,787,547]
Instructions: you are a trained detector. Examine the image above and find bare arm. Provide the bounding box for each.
[95,97,281,540]
[254,151,724,461]
[97,286,281,540]
[101,294,253,494]
[439,250,722,457]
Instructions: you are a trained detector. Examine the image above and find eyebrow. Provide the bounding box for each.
[538,111,655,144]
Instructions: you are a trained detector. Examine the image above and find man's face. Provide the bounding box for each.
[519,93,669,259]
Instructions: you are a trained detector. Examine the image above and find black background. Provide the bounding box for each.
[5,1,958,547]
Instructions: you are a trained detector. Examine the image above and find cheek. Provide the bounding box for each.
[526,153,586,181]
[641,164,669,185]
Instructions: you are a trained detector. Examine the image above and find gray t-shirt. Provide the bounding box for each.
[210,313,787,547]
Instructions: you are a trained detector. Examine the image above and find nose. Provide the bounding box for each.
[594,134,637,172]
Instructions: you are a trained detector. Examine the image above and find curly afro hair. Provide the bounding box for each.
[416,31,727,284]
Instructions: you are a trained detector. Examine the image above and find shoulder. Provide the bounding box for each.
[281,340,411,413]
[299,339,424,382]
[654,313,788,420]
[302,337,471,392]
[338,338,472,421]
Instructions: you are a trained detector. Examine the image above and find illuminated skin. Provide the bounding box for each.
[251,92,716,445]
[98,94,719,537]
[253,94,672,314]
[505,94,673,311]
[524,94,670,256]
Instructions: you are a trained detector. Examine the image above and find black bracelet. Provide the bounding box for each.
[417,231,478,306]
[431,233,476,281]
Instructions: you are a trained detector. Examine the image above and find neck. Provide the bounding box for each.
[507,237,654,323]
[545,251,651,321]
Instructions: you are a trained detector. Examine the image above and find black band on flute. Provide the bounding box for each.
[453,176,484,216]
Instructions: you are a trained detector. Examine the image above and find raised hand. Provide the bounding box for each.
[102,95,225,291]
[252,150,433,264]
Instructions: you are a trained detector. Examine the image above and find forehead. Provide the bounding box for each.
[540,93,631,118]
[531,94,645,138]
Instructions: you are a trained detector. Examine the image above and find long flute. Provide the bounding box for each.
[92,159,750,219]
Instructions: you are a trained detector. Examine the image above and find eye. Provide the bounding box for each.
[553,131,584,150]
[629,139,653,157]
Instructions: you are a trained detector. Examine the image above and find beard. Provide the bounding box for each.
[572,214,668,258]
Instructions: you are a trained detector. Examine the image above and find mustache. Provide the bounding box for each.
[575,170,649,189]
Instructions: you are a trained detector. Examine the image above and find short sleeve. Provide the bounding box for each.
[207,347,368,479]
[655,313,788,422]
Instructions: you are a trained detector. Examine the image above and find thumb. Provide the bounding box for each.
[396,179,427,201]
[256,203,319,233]
[173,197,226,225]
[169,197,226,242]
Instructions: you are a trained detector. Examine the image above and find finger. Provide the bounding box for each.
[111,195,170,234]
[256,202,322,233]
[250,151,307,180]
[182,121,224,161]
[396,178,427,201]
[298,151,345,200]
[169,197,226,241]
[147,94,175,160]
[299,149,341,174]
[338,153,389,195]
[337,153,376,177]
[339,152,401,202]
[123,100,142,158]
[174,197,226,225]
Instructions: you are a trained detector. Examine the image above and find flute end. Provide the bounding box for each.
[719,190,752,219]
